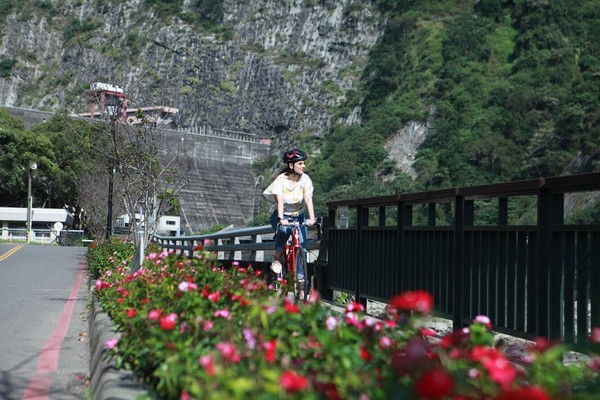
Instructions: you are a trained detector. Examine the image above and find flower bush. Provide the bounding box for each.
[91,240,600,399]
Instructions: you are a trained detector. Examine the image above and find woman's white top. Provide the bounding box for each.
[263,173,314,217]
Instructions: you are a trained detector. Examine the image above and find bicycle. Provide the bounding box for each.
[272,219,322,303]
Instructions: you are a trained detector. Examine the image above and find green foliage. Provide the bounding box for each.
[198,224,227,235]
[63,17,102,43]
[86,236,135,279]
[0,56,16,78]
[143,0,182,15]
[310,0,600,228]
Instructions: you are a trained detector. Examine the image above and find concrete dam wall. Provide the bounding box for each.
[2,106,271,233]
[165,129,270,232]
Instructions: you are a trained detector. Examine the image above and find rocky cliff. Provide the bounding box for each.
[0,0,384,143]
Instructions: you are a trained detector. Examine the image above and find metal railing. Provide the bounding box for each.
[0,228,86,246]
[153,225,321,266]
[326,172,600,343]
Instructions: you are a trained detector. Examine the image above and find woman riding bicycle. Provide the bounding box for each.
[263,148,316,280]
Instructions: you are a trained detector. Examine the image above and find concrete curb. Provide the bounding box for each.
[89,296,147,400]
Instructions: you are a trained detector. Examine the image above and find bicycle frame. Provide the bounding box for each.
[275,220,309,302]
[274,218,322,302]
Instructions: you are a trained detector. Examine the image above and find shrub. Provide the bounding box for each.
[93,241,600,399]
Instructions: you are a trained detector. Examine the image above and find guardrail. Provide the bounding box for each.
[153,224,321,264]
[0,228,85,246]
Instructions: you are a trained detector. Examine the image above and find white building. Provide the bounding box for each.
[0,207,75,241]
[116,213,181,236]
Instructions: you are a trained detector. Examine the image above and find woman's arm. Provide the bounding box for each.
[276,194,289,225]
[304,192,315,226]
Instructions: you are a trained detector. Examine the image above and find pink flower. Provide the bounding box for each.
[473,315,492,329]
[104,337,119,350]
[202,320,213,331]
[216,342,241,364]
[160,313,178,330]
[280,370,309,393]
[214,309,232,320]
[379,335,392,349]
[178,281,198,292]
[420,327,437,337]
[389,290,433,315]
[243,328,256,349]
[325,316,338,331]
[148,309,161,321]
[588,357,600,372]
[199,355,215,376]
[344,312,361,328]
[590,327,600,343]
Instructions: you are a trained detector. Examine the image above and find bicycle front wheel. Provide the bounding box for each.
[293,249,309,302]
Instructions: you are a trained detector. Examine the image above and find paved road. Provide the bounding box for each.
[0,243,90,400]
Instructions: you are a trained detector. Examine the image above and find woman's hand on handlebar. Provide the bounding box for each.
[279,218,290,226]
[305,218,316,227]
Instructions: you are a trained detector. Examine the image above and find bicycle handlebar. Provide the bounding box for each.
[277,217,324,237]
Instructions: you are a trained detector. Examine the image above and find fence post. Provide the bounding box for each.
[355,205,368,308]
[537,188,564,339]
[453,194,466,329]
[315,215,333,301]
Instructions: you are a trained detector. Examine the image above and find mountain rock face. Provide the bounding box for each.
[0,0,384,143]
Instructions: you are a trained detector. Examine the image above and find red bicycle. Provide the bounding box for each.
[274,219,321,302]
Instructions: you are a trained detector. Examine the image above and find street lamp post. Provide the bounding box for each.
[105,164,116,240]
[26,162,37,243]
[105,113,118,240]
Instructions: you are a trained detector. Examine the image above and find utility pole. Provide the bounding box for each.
[26,163,37,243]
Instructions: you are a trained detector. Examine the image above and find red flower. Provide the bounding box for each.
[345,302,365,313]
[314,381,341,400]
[126,309,137,318]
[471,346,516,391]
[360,346,373,361]
[528,337,559,354]
[159,313,178,330]
[496,385,549,400]
[193,244,204,251]
[262,340,277,363]
[208,291,221,302]
[389,290,433,314]
[280,370,309,393]
[283,300,301,314]
[414,367,454,399]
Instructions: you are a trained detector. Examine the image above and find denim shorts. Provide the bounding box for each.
[270,210,308,252]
